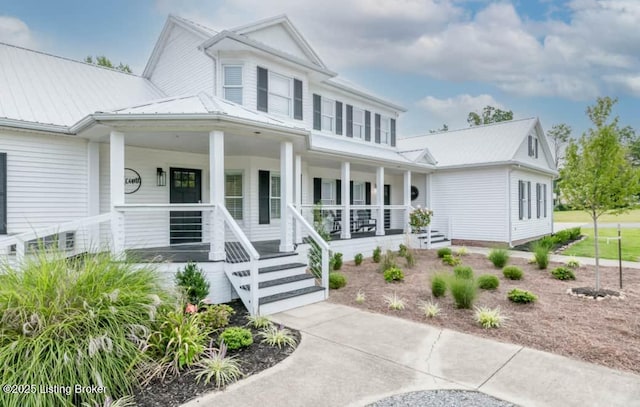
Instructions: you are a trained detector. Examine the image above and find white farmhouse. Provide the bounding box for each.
[0,15,557,314]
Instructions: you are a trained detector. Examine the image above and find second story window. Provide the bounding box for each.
[353,108,364,139]
[380,116,390,144]
[223,65,243,105]
[321,98,334,132]
[268,72,292,117]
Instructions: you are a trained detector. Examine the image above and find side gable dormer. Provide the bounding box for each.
[512,119,556,171]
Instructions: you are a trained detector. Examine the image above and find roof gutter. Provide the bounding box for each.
[435,160,559,177]
[0,118,73,135]
[324,80,407,112]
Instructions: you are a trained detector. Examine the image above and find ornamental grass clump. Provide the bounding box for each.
[384,292,406,311]
[258,325,297,349]
[431,273,447,297]
[453,265,474,279]
[502,265,523,280]
[474,306,506,329]
[477,274,500,290]
[449,277,477,309]
[488,249,509,268]
[193,341,242,388]
[419,300,441,318]
[532,242,550,270]
[0,251,170,407]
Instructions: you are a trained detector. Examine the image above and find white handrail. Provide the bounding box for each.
[114,203,216,212]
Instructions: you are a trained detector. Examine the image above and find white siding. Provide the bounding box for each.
[411,173,427,209]
[243,25,311,63]
[0,130,88,234]
[513,129,555,172]
[510,169,553,242]
[431,167,509,242]
[149,25,214,97]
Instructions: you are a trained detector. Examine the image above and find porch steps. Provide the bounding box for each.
[416,229,451,249]
[239,273,316,296]
[259,286,325,316]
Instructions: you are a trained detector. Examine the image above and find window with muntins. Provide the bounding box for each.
[352,182,365,205]
[518,181,525,220]
[380,116,390,144]
[543,184,547,217]
[223,65,243,104]
[321,180,335,205]
[321,98,335,132]
[536,183,542,218]
[270,174,281,219]
[353,108,364,139]
[225,172,243,220]
[268,72,292,116]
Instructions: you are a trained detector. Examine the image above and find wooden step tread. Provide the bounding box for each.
[259,286,325,305]
[239,273,315,291]
[232,262,307,277]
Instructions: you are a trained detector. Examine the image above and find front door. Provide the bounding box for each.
[170,168,202,244]
[384,184,391,229]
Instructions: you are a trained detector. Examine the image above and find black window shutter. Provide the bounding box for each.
[349,181,354,205]
[257,67,268,112]
[375,114,381,143]
[0,153,6,234]
[543,184,548,217]
[365,111,371,141]
[313,177,322,204]
[294,79,303,120]
[336,179,342,204]
[535,138,539,158]
[528,135,532,156]
[365,182,372,217]
[391,118,396,147]
[346,105,353,138]
[536,183,541,218]
[518,181,523,220]
[527,181,532,219]
[313,94,321,130]
[336,101,343,135]
[258,170,270,224]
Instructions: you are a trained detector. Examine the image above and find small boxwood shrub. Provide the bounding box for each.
[329,272,347,289]
[487,249,509,268]
[477,274,500,290]
[330,252,343,270]
[453,265,474,279]
[373,246,382,263]
[219,327,253,350]
[508,288,537,304]
[176,262,210,304]
[442,254,461,266]
[354,253,364,266]
[502,265,523,280]
[450,277,477,309]
[437,247,452,258]
[431,273,447,297]
[200,304,235,330]
[383,267,404,282]
[551,266,576,281]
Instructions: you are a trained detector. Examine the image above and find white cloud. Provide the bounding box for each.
[417,94,505,130]
[0,16,37,48]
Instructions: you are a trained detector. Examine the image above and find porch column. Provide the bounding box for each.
[280,141,294,252]
[109,131,125,256]
[294,154,302,244]
[341,161,351,240]
[376,166,385,236]
[87,141,100,251]
[209,130,225,261]
[403,170,411,233]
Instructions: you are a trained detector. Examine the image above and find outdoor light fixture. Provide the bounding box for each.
[156,167,166,187]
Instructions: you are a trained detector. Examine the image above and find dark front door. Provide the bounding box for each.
[384,184,391,229]
[170,168,202,244]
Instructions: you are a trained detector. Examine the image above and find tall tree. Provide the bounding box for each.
[559,97,640,291]
[547,123,572,169]
[467,105,513,126]
[84,55,132,73]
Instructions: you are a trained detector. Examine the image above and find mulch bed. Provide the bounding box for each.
[133,300,300,407]
[328,250,640,374]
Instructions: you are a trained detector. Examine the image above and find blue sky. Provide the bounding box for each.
[0,0,638,137]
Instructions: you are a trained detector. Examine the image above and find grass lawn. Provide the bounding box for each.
[562,228,640,261]
[554,209,640,223]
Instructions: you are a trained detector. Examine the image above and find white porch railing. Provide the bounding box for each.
[298,204,411,237]
[288,204,329,298]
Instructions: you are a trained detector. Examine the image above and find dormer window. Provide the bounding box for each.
[380,116,390,144]
[223,65,243,105]
[321,97,335,132]
[268,72,292,116]
[528,134,539,158]
[257,67,303,119]
[352,108,364,139]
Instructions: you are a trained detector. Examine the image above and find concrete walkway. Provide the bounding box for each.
[184,303,640,407]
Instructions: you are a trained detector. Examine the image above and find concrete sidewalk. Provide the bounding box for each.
[184,303,640,407]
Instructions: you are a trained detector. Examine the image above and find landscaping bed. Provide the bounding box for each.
[328,249,640,374]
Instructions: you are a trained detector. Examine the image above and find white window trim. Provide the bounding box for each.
[268,71,293,118]
[222,64,243,105]
[321,97,335,132]
[353,107,364,139]
[270,173,281,220]
[320,179,335,205]
[225,171,244,221]
[353,181,365,205]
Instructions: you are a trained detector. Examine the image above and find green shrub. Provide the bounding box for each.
[380,250,398,272]
[456,247,469,256]
[330,252,343,270]
[193,342,242,388]
[487,249,509,268]
[431,273,448,297]
[453,265,474,279]
[502,265,523,280]
[200,304,235,330]
[176,262,210,304]
[0,252,170,407]
[532,242,550,269]
[508,288,538,304]
[373,246,382,263]
[329,272,347,289]
[437,247,452,258]
[398,244,408,257]
[537,236,555,250]
[442,254,461,266]
[405,250,416,268]
[568,227,582,241]
[258,326,298,349]
[354,253,364,266]
[219,327,253,350]
[551,266,576,281]
[474,306,505,329]
[477,274,500,290]
[566,257,580,269]
[450,277,477,309]
[383,267,405,282]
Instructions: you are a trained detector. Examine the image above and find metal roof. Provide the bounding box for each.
[397,118,539,167]
[0,42,165,127]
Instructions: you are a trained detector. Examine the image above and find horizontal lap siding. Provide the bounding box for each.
[150,25,213,97]
[431,167,508,242]
[0,130,88,234]
[510,169,553,241]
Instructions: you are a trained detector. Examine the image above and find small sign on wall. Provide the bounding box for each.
[125,168,141,194]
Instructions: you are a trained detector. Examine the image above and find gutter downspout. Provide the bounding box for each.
[507,167,513,247]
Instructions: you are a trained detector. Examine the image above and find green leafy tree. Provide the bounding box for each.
[547,123,571,169]
[467,105,513,126]
[429,124,448,133]
[84,55,132,73]
[559,97,640,291]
